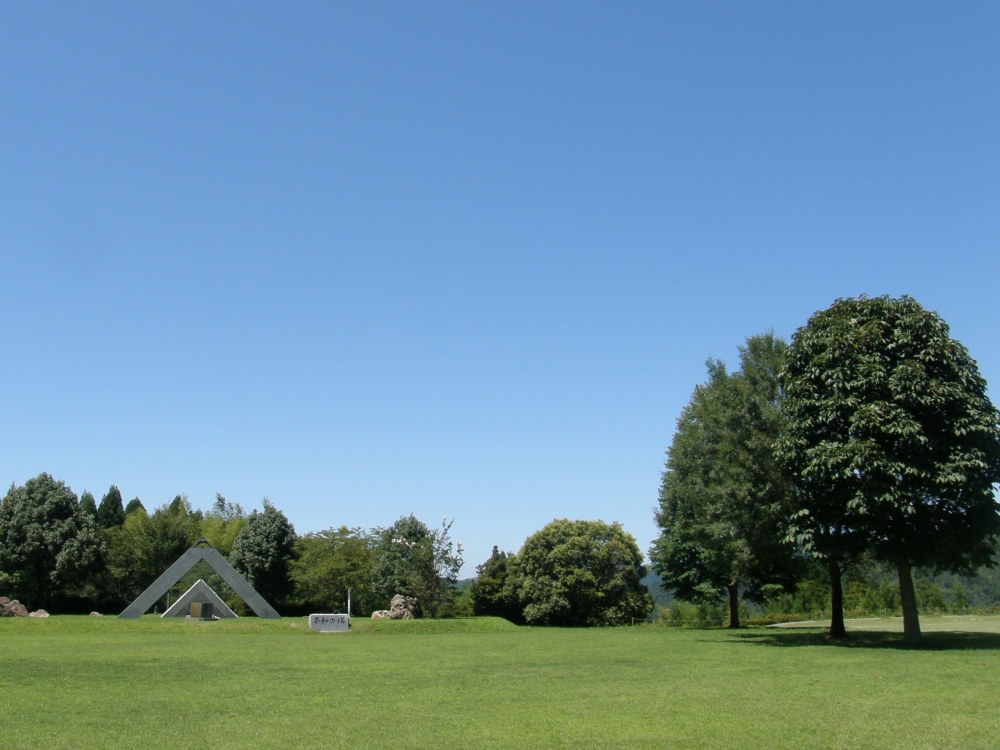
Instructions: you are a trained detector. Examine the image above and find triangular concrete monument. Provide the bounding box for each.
[118,539,281,619]
[161,579,238,619]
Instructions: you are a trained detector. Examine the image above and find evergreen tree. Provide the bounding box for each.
[97,485,126,528]
[0,474,102,609]
[230,499,297,608]
[470,546,522,622]
[79,492,98,521]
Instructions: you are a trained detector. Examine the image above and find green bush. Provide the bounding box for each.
[655,600,727,628]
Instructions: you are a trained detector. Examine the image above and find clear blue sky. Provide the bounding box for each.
[2,3,997,576]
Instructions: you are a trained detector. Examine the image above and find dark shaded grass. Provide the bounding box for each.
[734,628,1000,651]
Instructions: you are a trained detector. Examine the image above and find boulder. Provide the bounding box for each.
[387,595,417,620]
[28,609,50,618]
[89,611,103,617]
[371,596,418,619]
[0,597,29,617]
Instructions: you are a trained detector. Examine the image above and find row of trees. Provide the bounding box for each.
[0,471,653,626]
[0,476,464,617]
[651,296,1000,643]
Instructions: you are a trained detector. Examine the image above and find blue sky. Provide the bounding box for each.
[2,3,997,575]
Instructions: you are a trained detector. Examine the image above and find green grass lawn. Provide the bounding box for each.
[2,615,998,748]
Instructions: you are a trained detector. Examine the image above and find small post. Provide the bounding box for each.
[347,588,351,619]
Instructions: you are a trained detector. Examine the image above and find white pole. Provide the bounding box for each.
[347,588,351,619]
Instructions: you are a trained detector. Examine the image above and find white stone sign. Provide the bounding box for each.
[309,613,349,632]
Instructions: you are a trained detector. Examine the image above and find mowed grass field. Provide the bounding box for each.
[2,615,999,749]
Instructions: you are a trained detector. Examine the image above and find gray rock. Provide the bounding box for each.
[28,609,50,618]
[372,595,419,619]
[0,597,29,617]
[89,611,103,617]
[387,594,417,620]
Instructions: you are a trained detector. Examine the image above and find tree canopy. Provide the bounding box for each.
[371,515,463,617]
[80,492,98,521]
[650,333,798,627]
[230,499,297,606]
[506,519,652,626]
[779,295,1000,642]
[0,473,102,609]
[290,526,377,615]
[97,485,126,529]
[469,546,523,622]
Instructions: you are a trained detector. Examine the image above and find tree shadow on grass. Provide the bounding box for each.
[730,629,1000,651]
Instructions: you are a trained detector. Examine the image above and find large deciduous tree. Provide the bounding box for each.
[779,296,1000,643]
[371,515,463,617]
[230,499,297,608]
[506,519,652,626]
[0,473,102,609]
[290,526,377,615]
[650,333,799,628]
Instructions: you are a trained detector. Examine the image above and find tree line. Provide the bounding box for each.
[0,480,464,618]
[650,295,1000,643]
[0,475,654,626]
[3,294,996,640]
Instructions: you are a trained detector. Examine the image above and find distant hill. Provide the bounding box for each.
[642,571,673,609]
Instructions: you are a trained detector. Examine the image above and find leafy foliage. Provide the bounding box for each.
[80,492,98,521]
[371,515,463,617]
[506,519,652,626]
[650,333,798,627]
[0,473,103,608]
[97,485,126,529]
[199,494,247,556]
[470,546,523,622]
[230,499,297,606]
[290,526,377,615]
[779,295,1000,641]
[99,496,203,610]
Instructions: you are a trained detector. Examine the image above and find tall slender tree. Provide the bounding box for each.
[470,547,523,623]
[651,333,798,627]
[97,485,126,528]
[779,296,1000,643]
[79,492,98,521]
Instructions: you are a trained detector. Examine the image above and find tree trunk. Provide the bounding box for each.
[897,563,922,644]
[828,560,847,639]
[727,581,740,628]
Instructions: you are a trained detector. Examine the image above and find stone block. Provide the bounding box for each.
[309,613,349,632]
